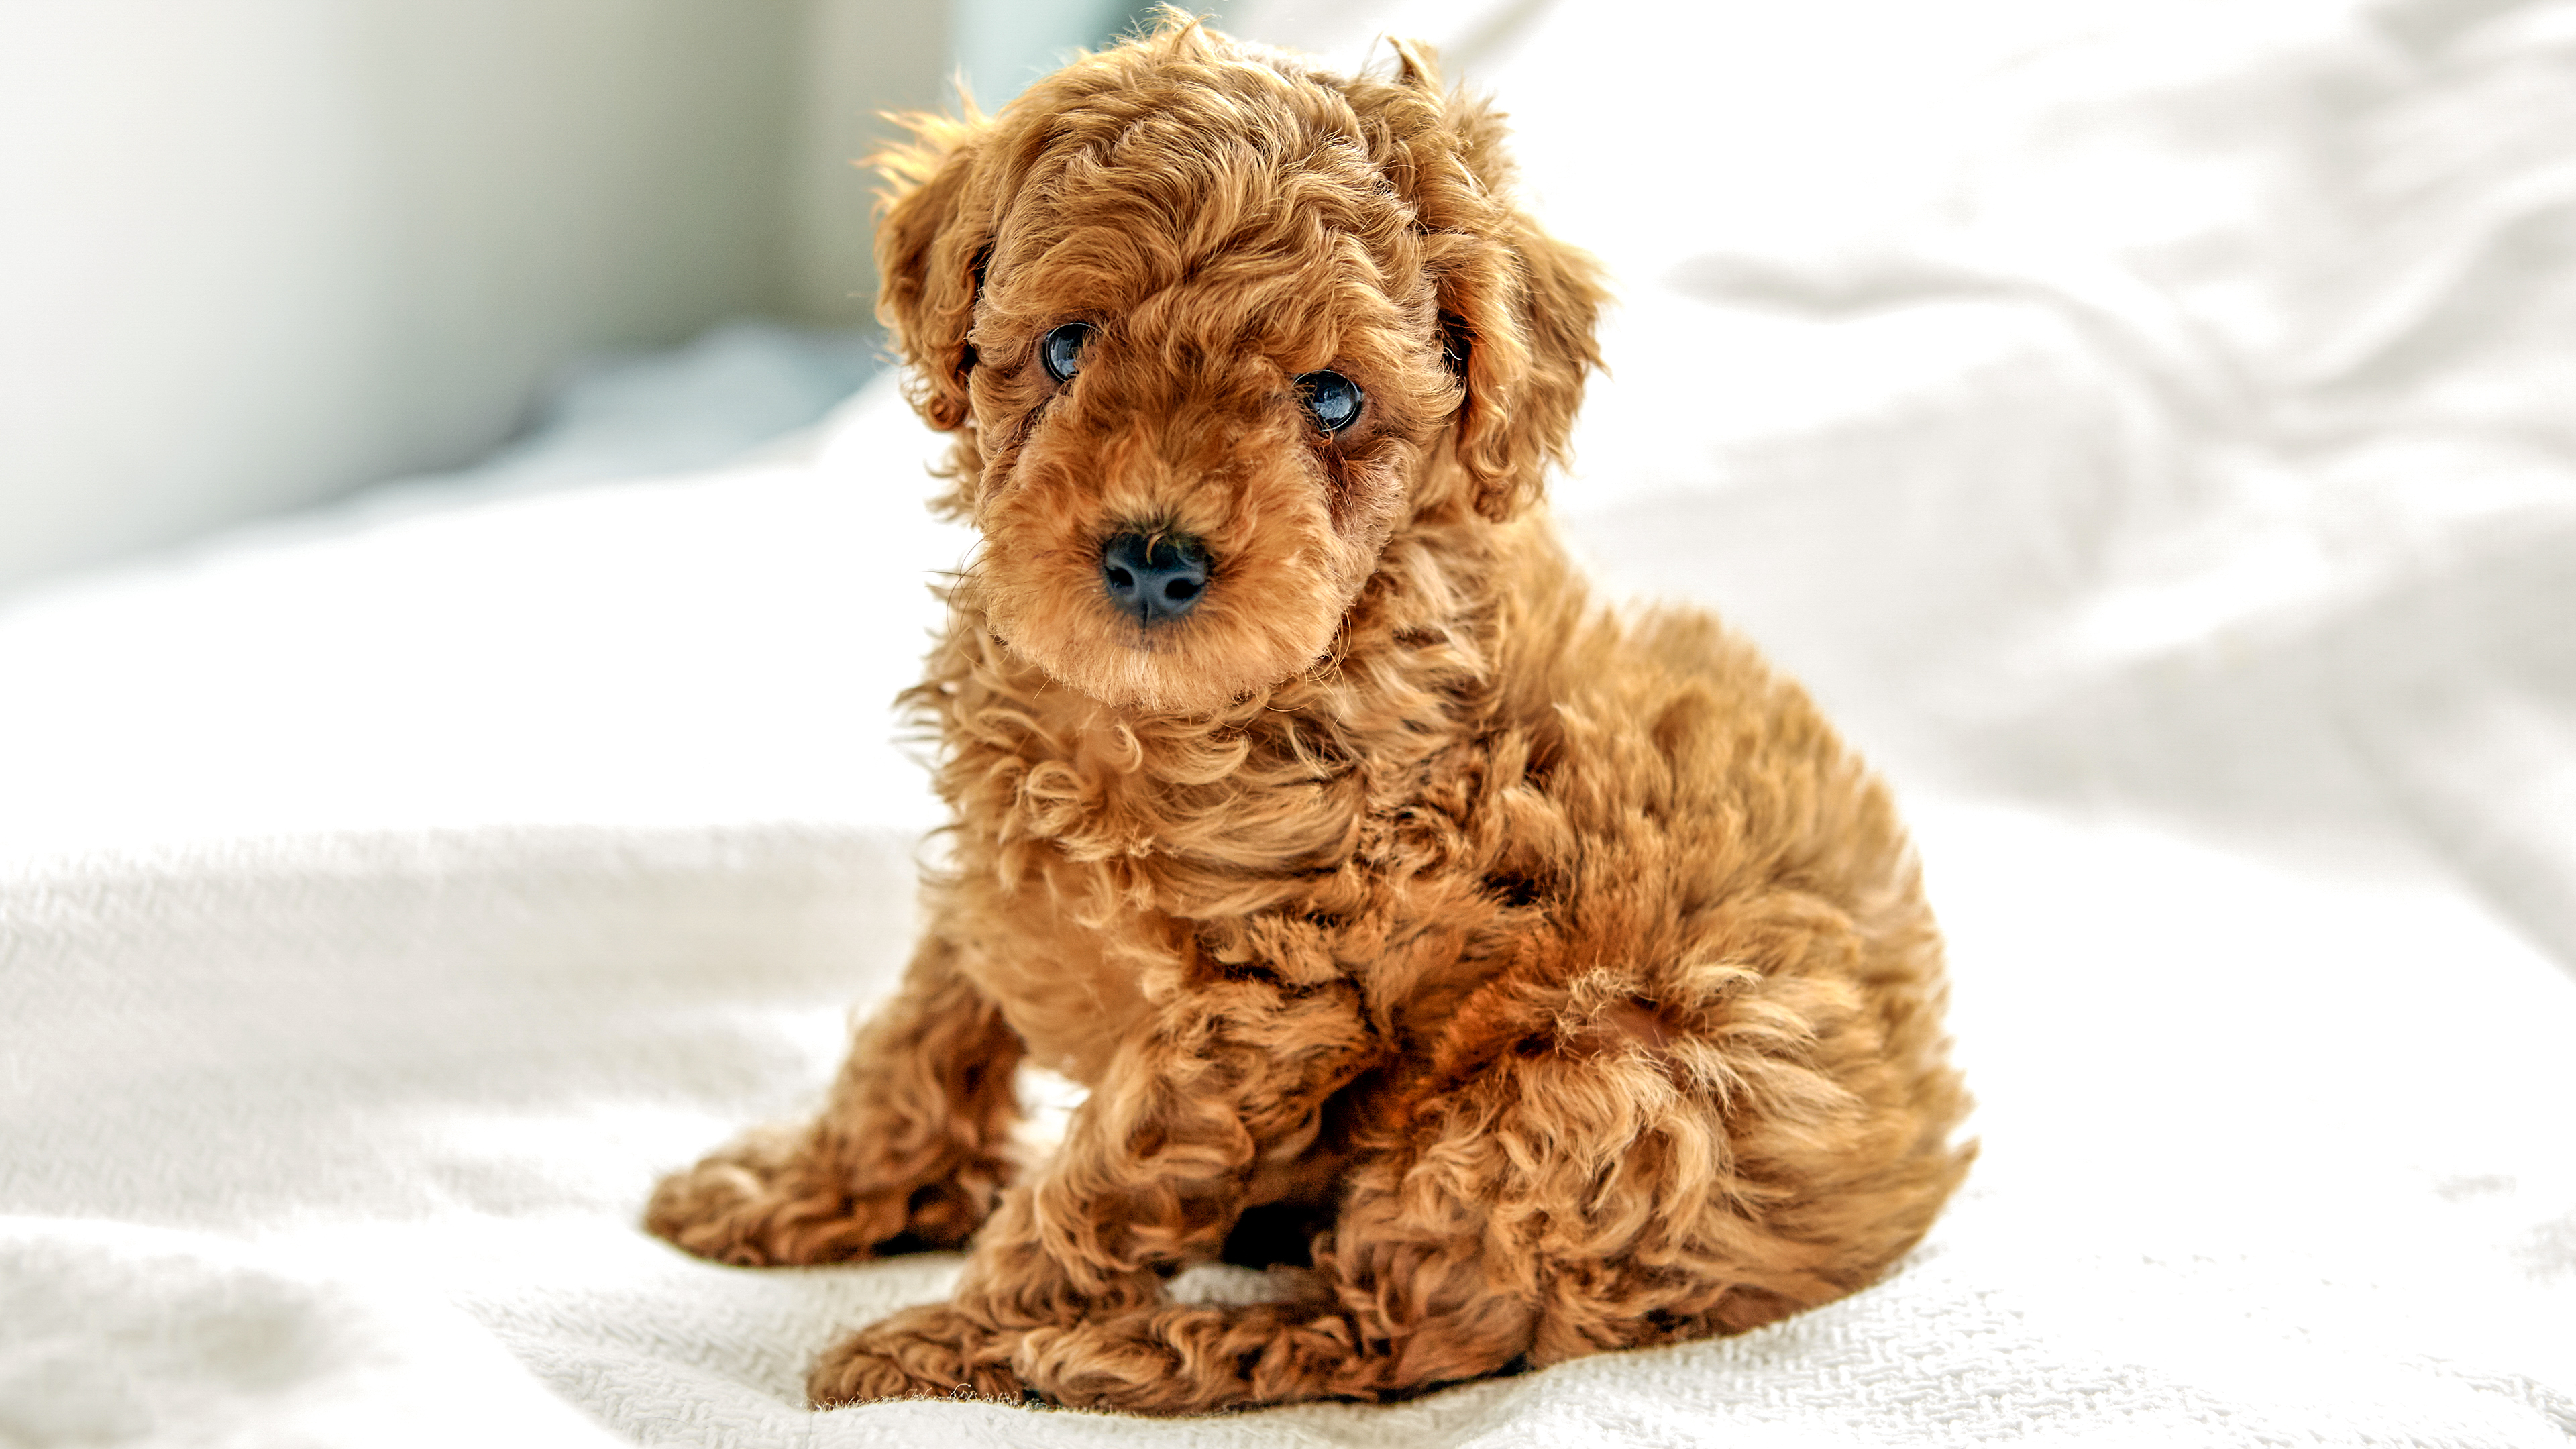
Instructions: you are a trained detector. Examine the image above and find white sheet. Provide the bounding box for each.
[5,1,2574,1444]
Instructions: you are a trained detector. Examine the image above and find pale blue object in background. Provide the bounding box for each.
[955,0,1157,107]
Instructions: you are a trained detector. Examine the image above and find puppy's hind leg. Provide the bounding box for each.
[647,935,1024,1266]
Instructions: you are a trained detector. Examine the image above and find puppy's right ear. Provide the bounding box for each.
[873,114,989,433]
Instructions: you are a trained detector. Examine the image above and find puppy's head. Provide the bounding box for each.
[877,17,1601,715]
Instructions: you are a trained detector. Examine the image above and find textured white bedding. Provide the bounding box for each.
[5,1,2574,1444]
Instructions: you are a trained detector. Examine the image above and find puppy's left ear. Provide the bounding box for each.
[873,113,990,434]
[1389,42,1607,523]
[1442,222,1607,521]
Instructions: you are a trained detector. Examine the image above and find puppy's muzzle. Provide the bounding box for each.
[1100,530,1211,627]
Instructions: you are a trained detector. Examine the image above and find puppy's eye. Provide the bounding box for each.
[1295,371,1363,434]
[1042,323,1091,384]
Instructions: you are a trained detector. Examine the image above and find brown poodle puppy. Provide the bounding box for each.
[649,17,1970,1416]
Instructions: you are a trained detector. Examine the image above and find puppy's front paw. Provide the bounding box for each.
[646,1125,909,1267]
[808,1305,1027,1407]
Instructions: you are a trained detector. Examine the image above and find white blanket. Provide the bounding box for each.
[5,1,2574,1444]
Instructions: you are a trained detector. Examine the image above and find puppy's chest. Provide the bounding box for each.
[964,716,1529,1071]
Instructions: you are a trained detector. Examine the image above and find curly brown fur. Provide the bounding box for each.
[648,15,1971,1416]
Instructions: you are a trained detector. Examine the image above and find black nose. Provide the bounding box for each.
[1099,530,1211,626]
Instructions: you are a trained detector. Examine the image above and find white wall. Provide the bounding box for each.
[0,0,1165,598]
[0,0,808,595]
[791,0,952,327]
